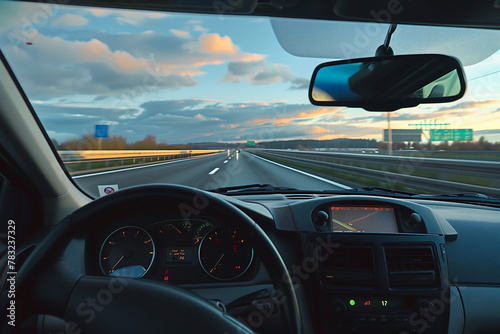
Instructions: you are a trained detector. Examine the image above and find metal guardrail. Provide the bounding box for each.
[59,150,222,173]
[250,149,500,197]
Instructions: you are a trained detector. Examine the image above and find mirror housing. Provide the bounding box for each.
[309,54,467,111]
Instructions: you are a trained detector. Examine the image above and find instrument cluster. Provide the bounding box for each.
[97,219,255,283]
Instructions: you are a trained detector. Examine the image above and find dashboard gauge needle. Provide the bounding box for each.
[210,253,225,273]
[109,255,124,274]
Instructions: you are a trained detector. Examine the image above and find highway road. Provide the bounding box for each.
[74,150,350,198]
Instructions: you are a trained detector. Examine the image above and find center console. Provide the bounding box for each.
[292,197,455,334]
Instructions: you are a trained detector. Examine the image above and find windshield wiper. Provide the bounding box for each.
[209,184,297,194]
[421,192,497,200]
[350,187,419,197]
[350,188,499,203]
[209,185,499,204]
[416,192,500,206]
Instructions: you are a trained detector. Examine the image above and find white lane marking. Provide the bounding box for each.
[73,153,221,179]
[223,160,228,164]
[209,168,219,175]
[250,153,351,189]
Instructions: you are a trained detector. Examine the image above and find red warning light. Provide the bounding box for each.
[235,266,241,269]
[163,270,170,282]
[364,301,371,306]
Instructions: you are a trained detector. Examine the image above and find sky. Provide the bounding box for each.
[1,1,500,145]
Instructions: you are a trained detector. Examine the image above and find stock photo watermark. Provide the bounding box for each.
[5,220,16,327]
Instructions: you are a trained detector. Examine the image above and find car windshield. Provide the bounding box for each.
[1,2,499,199]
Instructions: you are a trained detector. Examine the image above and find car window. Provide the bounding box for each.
[1,1,499,198]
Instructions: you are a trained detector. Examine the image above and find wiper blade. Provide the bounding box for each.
[209,184,296,194]
[422,192,496,200]
[351,187,418,197]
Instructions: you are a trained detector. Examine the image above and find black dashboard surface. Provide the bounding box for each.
[78,193,500,334]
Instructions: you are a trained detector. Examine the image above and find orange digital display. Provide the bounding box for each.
[165,248,192,263]
[330,205,398,233]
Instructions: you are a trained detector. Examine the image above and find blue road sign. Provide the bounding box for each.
[95,125,108,138]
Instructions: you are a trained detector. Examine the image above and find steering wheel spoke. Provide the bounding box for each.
[65,275,253,333]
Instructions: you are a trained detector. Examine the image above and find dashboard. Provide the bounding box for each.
[36,192,500,334]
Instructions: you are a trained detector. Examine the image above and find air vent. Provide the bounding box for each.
[321,246,374,287]
[384,246,438,289]
[284,194,317,200]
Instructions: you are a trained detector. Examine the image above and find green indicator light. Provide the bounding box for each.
[349,299,355,306]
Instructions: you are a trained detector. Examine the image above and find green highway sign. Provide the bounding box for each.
[452,129,473,141]
[430,129,473,141]
[246,140,256,147]
[430,129,452,141]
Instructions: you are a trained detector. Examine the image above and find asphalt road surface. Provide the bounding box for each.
[74,150,350,198]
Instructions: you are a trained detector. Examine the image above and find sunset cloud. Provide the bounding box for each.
[220,124,240,129]
[199,33,238,55]
[88,8,113,17]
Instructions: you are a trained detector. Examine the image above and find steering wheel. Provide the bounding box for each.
[2,184,302,334]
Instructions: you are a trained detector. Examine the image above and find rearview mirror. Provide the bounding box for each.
[309,54,467,111]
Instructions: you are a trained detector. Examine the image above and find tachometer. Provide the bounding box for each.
[193,221,213,245]
[99,226,155,278]
[198,227,253,280]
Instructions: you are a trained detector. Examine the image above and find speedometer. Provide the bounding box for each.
[99,226,155,278]
[198,227,253,280]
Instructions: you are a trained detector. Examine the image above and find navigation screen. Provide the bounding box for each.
[330,205,398,233]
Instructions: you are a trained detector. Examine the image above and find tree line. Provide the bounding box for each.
[52,134,192,150]
[52,133,499,151]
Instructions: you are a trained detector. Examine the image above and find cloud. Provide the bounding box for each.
[227,60,263,76]
[88,8,113,17]
[134,99,352,142]
[273,107,345,126]
[289,77,310,90]
[252,64,292,85]
[194,114,221,121]
[193,25,208,33]
[46,130,79,142]
[237,53,266,62]
[220,124,240,129]
[32,97,380,144]
[63,30,265,80]
[51,14,89,27]
[2,32,198,98]
[475,129,500,135]
[223,60,309,89]
[199,33,238,55]
[170,29,191,39]
[435,99,500,113]
[87,8,169,25]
